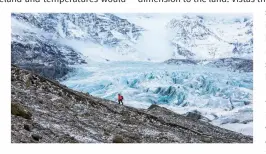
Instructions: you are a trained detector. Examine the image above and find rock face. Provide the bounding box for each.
[11,65,253,143]
[164,58,253,73]
[164,59,199,65]
[206,58,253,73]
[11,13,144,80]
[11,30,86,80]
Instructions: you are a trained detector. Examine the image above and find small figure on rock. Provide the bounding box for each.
[118,93,124,105]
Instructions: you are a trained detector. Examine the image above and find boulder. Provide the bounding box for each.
[112,135,124,143]
[31,134,42,141]
[11,103,32,120]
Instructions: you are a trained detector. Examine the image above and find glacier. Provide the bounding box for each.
[62,61,253,136]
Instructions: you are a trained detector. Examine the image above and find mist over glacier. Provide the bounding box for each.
[131,15,174,61]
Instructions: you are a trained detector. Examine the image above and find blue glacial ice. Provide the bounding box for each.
[61,61,253,136]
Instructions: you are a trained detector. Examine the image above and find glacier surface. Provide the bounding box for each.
[62,61,253,136]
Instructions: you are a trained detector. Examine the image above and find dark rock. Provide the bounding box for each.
[19,63,72,80]
[148,104,160,110]
[113,135,124,143]
[240,138,247,142]
[164,59,198,65]
[244,101,251,105]
[202,137,212,143]
[31,134,42,141]
[104,131,110,136]
[38,100,43,104]
[221,119,240,125]
[206,58,253,73]
[184,110,203,121]
[165,58,253,73]
[23,124,31,131]
[58,135,79,143]
[11,103,32,120]
[241,120,253,124]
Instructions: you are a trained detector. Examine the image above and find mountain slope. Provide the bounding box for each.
[11,13,144,79]
[167,15,253,59]
[11,65,252,143]
[11,14,253,68]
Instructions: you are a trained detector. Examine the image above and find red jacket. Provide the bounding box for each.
[118,95,123,101]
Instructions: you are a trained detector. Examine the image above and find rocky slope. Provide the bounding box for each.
[11,65,252,143]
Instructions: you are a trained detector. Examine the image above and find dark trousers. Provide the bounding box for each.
[118,100,123,105]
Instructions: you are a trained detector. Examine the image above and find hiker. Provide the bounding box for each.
[118,93,124,105]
